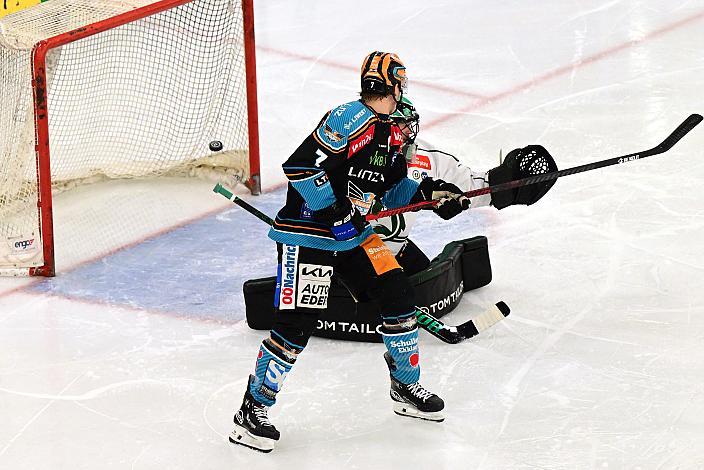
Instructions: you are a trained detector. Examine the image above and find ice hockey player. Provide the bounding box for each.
[229,51,473,453]
[373,95,558,274]
[240,95,558,339]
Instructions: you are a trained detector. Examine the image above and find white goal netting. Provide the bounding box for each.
[0,0,253,274]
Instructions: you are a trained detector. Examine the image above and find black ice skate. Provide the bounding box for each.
[229,375,280,453]
[384,352,445,422]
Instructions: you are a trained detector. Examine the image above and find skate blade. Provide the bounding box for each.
[393,402,445,422]
[228,424,276,453]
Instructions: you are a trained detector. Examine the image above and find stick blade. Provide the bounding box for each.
[655,113,703,153]
[455,301,510,341]
[495,301,511,317]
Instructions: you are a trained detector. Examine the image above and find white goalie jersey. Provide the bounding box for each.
[372,139,493,255]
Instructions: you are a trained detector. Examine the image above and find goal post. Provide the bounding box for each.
[0,0,260,277]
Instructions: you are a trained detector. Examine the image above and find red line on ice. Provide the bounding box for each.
[258,9,704,130]
[257,45,487,101]
[423,9,704,129]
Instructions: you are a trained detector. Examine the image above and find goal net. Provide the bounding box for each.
[0,0,259,276]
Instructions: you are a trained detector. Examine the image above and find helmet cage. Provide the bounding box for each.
[402,119,419,143]
[391,98,419,142]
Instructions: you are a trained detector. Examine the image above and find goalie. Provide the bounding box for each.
[377,95,557,272]
[243,96,559,342]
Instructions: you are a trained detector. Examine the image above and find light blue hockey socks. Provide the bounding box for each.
[382,327,421,385]
[249,339,295,406]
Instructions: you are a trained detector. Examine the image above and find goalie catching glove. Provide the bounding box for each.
[410,178,471,220]
[315,198,369,241]
[488,145,557,210]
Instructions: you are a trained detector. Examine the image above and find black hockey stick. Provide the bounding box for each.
[215,185,274,225]
[417,301,510,344]
[213,183,510,344]
[368,113,703,220]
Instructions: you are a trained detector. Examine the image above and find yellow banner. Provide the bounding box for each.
[1,0,42,19]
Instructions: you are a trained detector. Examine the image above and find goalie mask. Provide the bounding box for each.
[390,95,419,144]
[361,51,407,97]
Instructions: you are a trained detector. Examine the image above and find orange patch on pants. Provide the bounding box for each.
[360,234,401,275]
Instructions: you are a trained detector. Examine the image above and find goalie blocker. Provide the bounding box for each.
[244,236,492,342]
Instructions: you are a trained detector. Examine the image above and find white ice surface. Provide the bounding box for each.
[2,0,704,468]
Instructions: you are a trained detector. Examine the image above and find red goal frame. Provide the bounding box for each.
[27,0,260,277]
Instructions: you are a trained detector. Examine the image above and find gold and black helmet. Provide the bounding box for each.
[360,51,407,96]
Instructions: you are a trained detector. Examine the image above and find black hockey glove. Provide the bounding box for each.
[314,198,368,241]
[410,178,470,220]
[488,145,557,210]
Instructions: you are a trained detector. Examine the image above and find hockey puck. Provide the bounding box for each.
[209,140,223,152]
